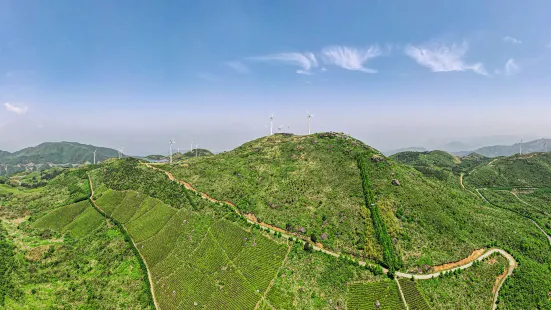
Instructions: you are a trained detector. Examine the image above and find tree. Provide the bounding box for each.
[304,242,313,252]
[310,234,318,243]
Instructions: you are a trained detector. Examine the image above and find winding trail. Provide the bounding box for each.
[87,175,159,310]
[144,163,517,310]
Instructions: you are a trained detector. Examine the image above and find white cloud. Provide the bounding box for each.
[250,52,318,74]
[321,45,380,73]
[225,61,250,74]
[503,36,522,44]
[404,42,488,75]
[505,58,520,75]
[4,102,29,115]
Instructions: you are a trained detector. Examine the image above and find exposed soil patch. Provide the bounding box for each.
[433,248,486,272]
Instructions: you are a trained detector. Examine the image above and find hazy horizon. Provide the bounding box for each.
[1,1,550,155]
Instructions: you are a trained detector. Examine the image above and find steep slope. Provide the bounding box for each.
[0,141,119,165]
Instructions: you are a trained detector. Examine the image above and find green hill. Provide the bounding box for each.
[0,142,119,165]
[1,133,550,309]
[464,152,551,188]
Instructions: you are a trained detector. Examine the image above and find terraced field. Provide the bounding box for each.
[398,279,430,310]
[91,187,290,310]
[32,200,102,236]
[346,281,405,310]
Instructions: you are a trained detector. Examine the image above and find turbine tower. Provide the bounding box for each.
[195,144,199,157]
[270,113,274,135]
[307,110,314,135]
[118,147,124,159]
[520,139,523,156]
[169,140,176,163]
[545,140,548,153]
[278,125,284,133]
[93,149,97,165]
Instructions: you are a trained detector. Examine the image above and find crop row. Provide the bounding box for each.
[398,279,430,310]
[32,200,89,231]
[110,191,146,223]
[125,202,177,243]
[347,281,405,310]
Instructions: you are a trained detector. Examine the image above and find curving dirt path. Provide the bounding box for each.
[87,175,159,310]
[144,163,517,310]
[459,173,465,189]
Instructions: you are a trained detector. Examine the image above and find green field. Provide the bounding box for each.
[398,279,430,310]
[347,281,405,310]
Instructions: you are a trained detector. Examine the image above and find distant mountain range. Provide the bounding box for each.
[0,142,119,165]
[453,138,551,157]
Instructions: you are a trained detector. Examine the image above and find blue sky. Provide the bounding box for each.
[1,0,551,154]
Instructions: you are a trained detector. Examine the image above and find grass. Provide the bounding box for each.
[346,281,405,310]
[111,191,146,223]
[63,205,105,238]
[125,201,177,243]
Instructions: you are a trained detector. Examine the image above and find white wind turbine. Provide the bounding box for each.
[545,140,548,153]
[269,113,274,135]
[118,147,124,159]
[520,139,523,156]
[278,124,284,133]
[307,110,314,135]
[93,149,97,165]
[195,144,199,157]
[169,139,176,163]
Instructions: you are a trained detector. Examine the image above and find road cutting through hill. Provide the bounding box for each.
[143,162,517,310]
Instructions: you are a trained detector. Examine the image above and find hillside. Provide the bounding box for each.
[464,152,551,188]
[390,150,491,184]
[0,134,550,309]
[0,142,119,165]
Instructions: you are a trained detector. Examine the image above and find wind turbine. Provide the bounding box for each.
[118,147,124,159]
[519,139,523,156]
[93,149,97,165]
[195,144,199,157]
[278,124,284,133]
[169,140,176,163]
[269,113,274,135]
[307,110,314,135]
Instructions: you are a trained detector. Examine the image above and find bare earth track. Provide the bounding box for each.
[144,163,518,310]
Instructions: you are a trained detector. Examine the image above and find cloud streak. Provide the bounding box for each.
[321,45,380,73]
[503,36,522,44]
[226,61,250,74]
[4,102,29,115]
[505,58,520,76]
[404,42,488,75]
[250,52,318,74]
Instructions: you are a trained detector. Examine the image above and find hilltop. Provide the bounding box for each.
[0,142,119,165]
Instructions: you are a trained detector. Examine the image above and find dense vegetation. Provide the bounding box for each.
[347,281,405,310]
[357,155,401,272]
[0,223,16,307]
[1,134,551,308]
[0,141,118,165]
[417,255,508,309]
[465,152,551,188]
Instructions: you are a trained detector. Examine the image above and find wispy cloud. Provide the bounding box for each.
[505,58,520,75]
[503,36,522,44]
[250,52,318,75]
[4,102,29,115]
[198,72,221,82]
[404,42,488,75]
[226,61,250,74]
[321,45,381,73]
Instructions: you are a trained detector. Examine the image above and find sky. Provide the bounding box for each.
[1,0,551,155]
